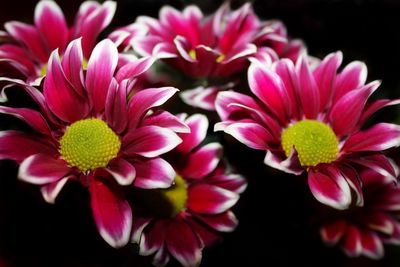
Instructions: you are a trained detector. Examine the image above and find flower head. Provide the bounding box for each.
[0,0,116,83]
[0,38,187,248]
[215,52,400,209]
[320,169,400,259]
[132,114,247,267]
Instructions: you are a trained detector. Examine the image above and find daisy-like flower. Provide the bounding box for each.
[128,2,304,110]
[0,0,116,83]
[132,114,247,267]
[215,51,400,209]
[0,38,188,248]
[320,169,400,259]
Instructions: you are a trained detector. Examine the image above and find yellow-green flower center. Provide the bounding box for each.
[281,120,339,167]
[189,49,197,60]
[136,175,188,218]
[60,118,121,172]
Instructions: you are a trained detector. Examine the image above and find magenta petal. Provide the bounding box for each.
[207,174,247,194]
[264,149,303,175]
[166,219,202,267]
[34,1,68,52]
[180,143,222,179]
[350,154,398,184]
[224,122,273,150]
[358,99,400,129]
[131,217,151,244]
[274,59,301,119]
[142,111,190,134]
[342,123,400,152]
[366,212,395,235]
[0,131,56,163]
[105,79,128,134]
[85,39,118,114]
[140,221,165,256]
[80,1,117,58]
[361,232,384,259]
[296,54,320,119]
[248,60,288,122]
[152,244,170,267]
[176,113,208,154]
[308,166,351,210]
[61,38,85,96]
[18,154,69,185]
[115,56,156,82]
[123,126,182,158]
[0,106,51,136]
[128,87,178,129]
[333,61,367,103]
[329,81,379,137]
[106,158,136,186]
[4,22,48,62]
[188,184,239,214]
[196,211,238,232]
[342,226,362,257]
[320,220,347,245]
[44,50,89,122]
[313,51,343,111]
[41,176,72,204]
[180,86,221,111]
[90,178,132,248]
[134,158,175,189]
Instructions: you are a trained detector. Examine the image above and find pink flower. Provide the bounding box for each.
[132,114,247,267]
[320,169,400,259]
[215,51,400,210]
[0,39,188,248]
[0,0,116,83]
[130,3,305,111]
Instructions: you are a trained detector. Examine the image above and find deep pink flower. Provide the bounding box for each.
[320,169,400,259]
[0,0,116,83]
[126,3,304,111]
[0,39,188,248]
[131,114,247,267]
[215,51,400,210]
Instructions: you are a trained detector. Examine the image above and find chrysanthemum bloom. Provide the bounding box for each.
[320,169,400,259]
[131,114,247,267]
[0,38,188,248]
[128,3,304,111]
[215,51,400,209]
[0,0,116,83]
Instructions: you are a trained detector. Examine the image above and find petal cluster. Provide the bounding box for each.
[132,114,246,267]
[0,38,185,248]
[0,1,116,83]
[216,52,400,210]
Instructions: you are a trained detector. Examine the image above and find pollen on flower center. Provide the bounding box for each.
[281,120,339,167]
[60,118,121,172]
[136,175,188,218]
[189,49,197,60]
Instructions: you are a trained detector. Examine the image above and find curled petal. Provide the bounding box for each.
[223,122,273,150]
[308,165,352,210]
[90,177,132,248]
[85,39,118,114]
[187,184,239,214]
[180,143,222,179]
[342,123,400,152]
[18,154,69,185]
[0,131,56,163]
[128,87,178,129]
[44,49,89,122]
[123,126,182,158]
[41,175,72,204]
[106,158,136,186]
[34,1,68,51]
[134,158,175,189]
[166,219,202,267]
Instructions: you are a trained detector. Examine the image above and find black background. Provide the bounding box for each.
[1,0,400,266]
